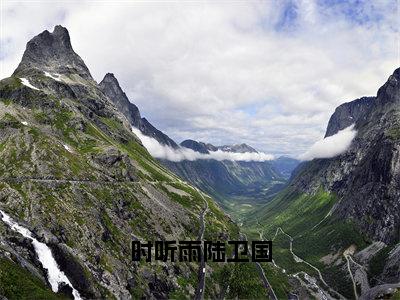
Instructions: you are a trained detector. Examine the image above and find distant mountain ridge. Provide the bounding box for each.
[162,139,299,210]
[180,139,258,154]
[99,79,299,206]
[217,143,258,153]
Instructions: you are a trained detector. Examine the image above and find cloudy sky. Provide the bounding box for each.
[1,0,399,157]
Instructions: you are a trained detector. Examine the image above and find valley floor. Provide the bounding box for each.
[220,188,400,300]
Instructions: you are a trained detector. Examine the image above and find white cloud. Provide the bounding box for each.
[1,1,398,156]
[299,124,357,161]
[132,127,273,162]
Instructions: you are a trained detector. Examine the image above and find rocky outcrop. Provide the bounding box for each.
[382,244,400,283]
[138,117,178,148]
[324,96,375,137]
[13,25,92,80]
[180,139,210,154]
[99,73,178,148]
[217,143,258,153]
[0,25,238,299]
[99,73,141,128]
[290,67,400,244]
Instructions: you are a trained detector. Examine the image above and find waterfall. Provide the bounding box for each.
[0,210,82,300]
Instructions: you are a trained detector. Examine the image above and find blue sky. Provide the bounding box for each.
[1,0,399,157]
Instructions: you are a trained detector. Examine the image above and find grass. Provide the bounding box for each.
[260,263,291,299]
[392,289,400,299]
[226,262,268,299]
[0,98,12,106]
[0,80,242,298]
[0,258,67,300]
[100,116,124,131]
[0,77,22,94]
[0,113,22,129]
[368,246,393,280]
[243,187,369,297]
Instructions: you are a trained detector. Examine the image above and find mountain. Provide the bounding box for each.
[180,140,258,154]
[246,68,400,298]
[97,75,300,214]
[13,25,92,80]
[99,73,178,148]
[217,143,258,153]
[0,26,247,299]
[180,139,213,154]
[161,140,299,216]
[270,156,301,179]
[324,96,375,138]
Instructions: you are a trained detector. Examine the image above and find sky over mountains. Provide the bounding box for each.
[1,0,399,156]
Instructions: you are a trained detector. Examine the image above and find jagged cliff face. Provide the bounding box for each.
[0,26,239,299]
[98,73,142,128]
[244,69,400,299]
[13,25,92,80]
[324,96,375,138]
[95,78,297,204]
[291,68,400,244]
[99,73,178,148]
[325,97,376,137]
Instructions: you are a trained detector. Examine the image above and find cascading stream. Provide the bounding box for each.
[0,210,82,300]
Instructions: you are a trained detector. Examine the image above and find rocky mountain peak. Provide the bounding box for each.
[180,140,259,154]
[99,73,179,148]
[376,67,400,106]
[180,140,210,154]
[324,96,375,137]
[100,73,129,102]
[99,73,141,128]
[325,68,400,138]
[291,67,400,243]
[13,25,92,79]
[218,143,258,153]
[101,72,119,85]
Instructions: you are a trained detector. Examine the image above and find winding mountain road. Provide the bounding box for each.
[271,227,345,299]
[1,177,137,185]
[242,232,278,300]
[255,261,278,300]
[194,188,209,300]
[344,254,358,299]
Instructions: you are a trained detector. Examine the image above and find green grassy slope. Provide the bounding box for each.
[0,75,243,298]
[243,188,369,298]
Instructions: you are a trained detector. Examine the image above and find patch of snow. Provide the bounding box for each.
[21,121,28,126]
[44,71,62,82]
[0,210,81,300]
[63,144,72,153]
[20,78,40,90]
